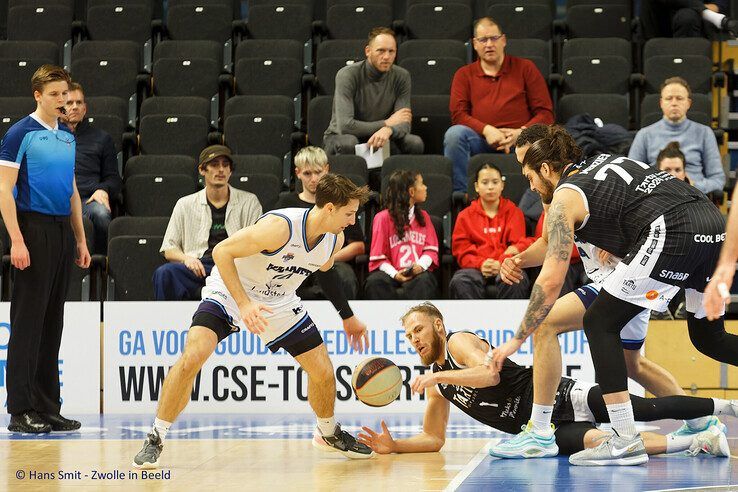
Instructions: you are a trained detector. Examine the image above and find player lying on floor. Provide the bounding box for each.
[358,303,735,461]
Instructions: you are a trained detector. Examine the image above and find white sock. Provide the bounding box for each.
[666,433,694,453]
[153,417,172,441]
[607,401,637,438]
[702,9,726,29]
[530,404,554,435]
[712,398,736,416]
[685,416,712,430]
[317,416,336,436]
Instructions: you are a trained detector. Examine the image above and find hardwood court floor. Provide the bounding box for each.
[1,414,736,491]
[1,438,487,491]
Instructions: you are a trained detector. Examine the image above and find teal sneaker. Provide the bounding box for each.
[687,425,730,457]
[670,416,726,438]
[489,421,559,459]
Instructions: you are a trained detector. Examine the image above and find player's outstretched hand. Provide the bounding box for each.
[486,337,523,372]
[410,373,437,394]
[238,300,273,334]
[343,316,369,353]
[358,420,396,454]
[704,263,734,320]
[500,256,523,285]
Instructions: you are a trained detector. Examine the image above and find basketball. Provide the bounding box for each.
[352,357,403,407]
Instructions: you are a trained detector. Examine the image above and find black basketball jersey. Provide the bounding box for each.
[432,332,576,434]
[557,154,705,258]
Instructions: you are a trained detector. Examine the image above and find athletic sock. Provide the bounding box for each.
[712,398,736,416]
[530,404,554,435]
[702,9,726,29]
[607,401,637,439]
[153,417,172,441]
[666,433,695,453]
[317,416,337,436]
[685,416,712,430]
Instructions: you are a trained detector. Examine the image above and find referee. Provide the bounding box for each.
[0,65,91,433]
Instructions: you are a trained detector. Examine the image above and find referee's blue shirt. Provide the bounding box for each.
[0,113,76,216]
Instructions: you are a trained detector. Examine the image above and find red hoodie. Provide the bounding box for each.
[452,197,529,269]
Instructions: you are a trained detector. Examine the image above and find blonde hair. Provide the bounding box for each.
[401,302,444,325]
[295,146,328,171]
[31,64,71,95]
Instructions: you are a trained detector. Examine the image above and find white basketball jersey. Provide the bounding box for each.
[575,238,620,285]
[206,208,337,309]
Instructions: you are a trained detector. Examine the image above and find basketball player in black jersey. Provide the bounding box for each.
[486,124,738,466]
[357,303,734,458]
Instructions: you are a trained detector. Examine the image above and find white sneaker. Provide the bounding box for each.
[688,425,730,457]
[569,430,648,466]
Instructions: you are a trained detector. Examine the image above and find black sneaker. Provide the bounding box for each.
[41,412,81,431]
[8,411,51,433]
[132,429,164,469]
[721,17,738,38]
[312,424,374,459]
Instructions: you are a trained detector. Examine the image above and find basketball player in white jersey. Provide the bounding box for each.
[133,174,374,468]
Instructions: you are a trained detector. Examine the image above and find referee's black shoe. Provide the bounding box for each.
[8,411,51,433]
[721,17,738,38]
[40,412,81,431]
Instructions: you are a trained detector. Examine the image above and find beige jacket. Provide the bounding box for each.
[160,186,262,258]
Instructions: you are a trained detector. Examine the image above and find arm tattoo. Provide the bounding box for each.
[545,201,573,262]
[516,284,554,340]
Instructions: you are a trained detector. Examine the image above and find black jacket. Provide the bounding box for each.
[72,119,122,198]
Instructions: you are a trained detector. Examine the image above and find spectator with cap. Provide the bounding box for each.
[152,144,262,301]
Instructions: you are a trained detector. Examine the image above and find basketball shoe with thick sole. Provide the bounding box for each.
[687,425,730,457]
[312,424,375,459]
[132,429,164,469]
[569,430,648,466]
[489,421,559,459]
[669,416,726,439]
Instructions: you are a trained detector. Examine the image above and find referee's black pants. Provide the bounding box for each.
[6,212,73,416]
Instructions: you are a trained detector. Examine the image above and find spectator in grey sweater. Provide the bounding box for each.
[628,76,725,194]
[323,27,424,156]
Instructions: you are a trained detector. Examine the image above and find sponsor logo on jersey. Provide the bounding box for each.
[210,290,228,299]
[266,263,312,277]
[282,252,294,262]
[622,279,637,291]
[300,321,314,333]
[635,171,674,194]
[292,305,304,316]
[659,270,689,281]
[694,233,726,243]
[645,290,659,301]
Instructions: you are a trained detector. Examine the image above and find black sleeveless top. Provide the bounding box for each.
[432,332,576,434]
[557,154,704,258]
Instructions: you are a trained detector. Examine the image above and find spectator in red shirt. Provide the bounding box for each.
[450,163,531,298]
[444,17,554,192]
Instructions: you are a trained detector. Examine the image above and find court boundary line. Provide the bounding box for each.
[443,439,496,491]
[645,486,735,492]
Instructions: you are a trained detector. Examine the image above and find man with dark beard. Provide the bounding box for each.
[488,124,736,466]
[357,302,734,458]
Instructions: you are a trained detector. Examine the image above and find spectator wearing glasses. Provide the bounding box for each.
[444,17,554,192]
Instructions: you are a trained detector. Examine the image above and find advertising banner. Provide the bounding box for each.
[104,300,636,413]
